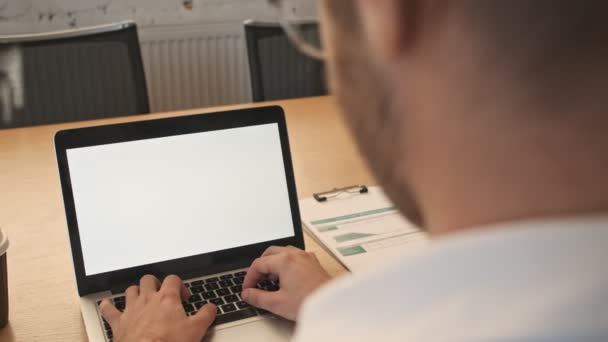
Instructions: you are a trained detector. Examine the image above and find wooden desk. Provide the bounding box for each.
[0,96,375,341]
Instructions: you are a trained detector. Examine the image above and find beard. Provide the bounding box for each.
[322,0,425,228]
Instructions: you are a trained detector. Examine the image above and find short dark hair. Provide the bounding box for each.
[325,0,608,113]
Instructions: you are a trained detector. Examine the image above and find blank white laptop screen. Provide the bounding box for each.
[66,123,295,276]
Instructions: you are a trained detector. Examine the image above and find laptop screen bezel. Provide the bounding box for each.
[55,106,304,296]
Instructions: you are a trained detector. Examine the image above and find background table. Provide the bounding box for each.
[0,96,375,341]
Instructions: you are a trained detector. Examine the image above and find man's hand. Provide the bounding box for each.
[99,274,216,342]
[242,246,331,321]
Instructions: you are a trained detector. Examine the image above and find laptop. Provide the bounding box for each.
[54,106,303,342]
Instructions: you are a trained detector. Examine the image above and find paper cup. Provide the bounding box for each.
[0,228,8,329]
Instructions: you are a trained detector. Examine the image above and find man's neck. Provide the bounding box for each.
[411,117,608,236]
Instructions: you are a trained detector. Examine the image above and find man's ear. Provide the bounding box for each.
[355,0,417,64]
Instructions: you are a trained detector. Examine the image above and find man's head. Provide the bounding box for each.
[319,0,608,232]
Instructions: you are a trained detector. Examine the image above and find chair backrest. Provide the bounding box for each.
[0,21,149,129]
[244,20,327,102]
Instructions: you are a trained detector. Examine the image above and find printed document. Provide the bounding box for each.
[300,186,427,272]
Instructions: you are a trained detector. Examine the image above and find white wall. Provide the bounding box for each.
[0,0,317,34]
[0,0,319,111]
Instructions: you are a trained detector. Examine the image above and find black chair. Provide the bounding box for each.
[0,21,149,129]
[244,20,327,102]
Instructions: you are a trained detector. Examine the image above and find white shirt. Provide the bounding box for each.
[293,217,608,341]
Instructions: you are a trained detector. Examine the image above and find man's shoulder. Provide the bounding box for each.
[294,217,608,341]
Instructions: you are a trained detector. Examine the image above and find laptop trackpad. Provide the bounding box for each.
[205,316,294,342]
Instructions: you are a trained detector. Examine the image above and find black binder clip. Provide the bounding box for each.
[313,185,369,202]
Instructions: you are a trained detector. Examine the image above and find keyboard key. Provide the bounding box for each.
[188,293,201,303]
[221,303,237,313]
[220,274,234,280]
[216,288,230,297]
[224,294,239,303]
[115,301,125,311]
[205,283,219,291]
[213,307,257,326]
[113,296,125,303]
[233,277,244,285]
[184,303,195,313]
[206,277,219,283]
[191,285,205,294]
[202,291,217,300]
[219,279,233,288]
[234,271,247,277]
[257,279,280,292]
[230,285,242,294]
[192,280,205,286]
[210,298,225,306]
[236,301,250,310]
[194,301,208,309]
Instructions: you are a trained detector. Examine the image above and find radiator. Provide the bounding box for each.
[139,23,253,113]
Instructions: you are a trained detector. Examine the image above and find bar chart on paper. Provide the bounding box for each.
[300,186,428,272]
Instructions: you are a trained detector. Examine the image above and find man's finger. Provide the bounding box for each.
[241,288,282,313]
[139,275,161,296]
[99,299,122,328]
[181,283,191,302]
[189,303,217,331]
[125,285,139,305]
[242,254,287,290]
[160,275,183,301]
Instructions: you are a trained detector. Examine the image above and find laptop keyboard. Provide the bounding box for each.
[97,270,279,342]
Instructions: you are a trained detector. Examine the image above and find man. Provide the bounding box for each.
[100,0,608,340]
